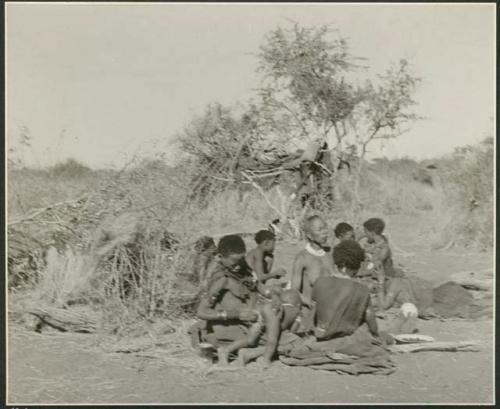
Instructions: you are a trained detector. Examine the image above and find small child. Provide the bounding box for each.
[359,218,417,332]
[236,289,303,367]
[334,222,355,243]
[360,218,397,281]
[246,230,287,287]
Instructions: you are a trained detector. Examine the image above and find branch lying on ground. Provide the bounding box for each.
[388,341,480,353]
[25,306,102,333]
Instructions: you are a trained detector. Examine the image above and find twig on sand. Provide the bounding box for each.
[389,340,480,353]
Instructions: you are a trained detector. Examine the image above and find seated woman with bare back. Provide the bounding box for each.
[312,240,379,341]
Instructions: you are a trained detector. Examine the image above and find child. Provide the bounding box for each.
[359,219,417,333]
[361,218,396,279]
[356,218,399,290]
[216,294,283,368]
[236,289,304,367]
[246,230,287,286]
[334,222,355,243]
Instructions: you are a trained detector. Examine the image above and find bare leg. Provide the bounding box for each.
[217,339,249,366]
[237,346,266,366]
[218,319,263,366]
[260,304,282,367]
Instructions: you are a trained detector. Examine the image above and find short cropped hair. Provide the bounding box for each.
[217,234,246,257]
[363,218,386,235]
[333,240,365,273]
[255,230,275,244]
[303,215,323,232]
[334,222,354,238]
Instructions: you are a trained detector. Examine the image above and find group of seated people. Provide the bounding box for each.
[189,215,419,368]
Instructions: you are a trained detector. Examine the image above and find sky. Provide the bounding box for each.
[6,2,496,168]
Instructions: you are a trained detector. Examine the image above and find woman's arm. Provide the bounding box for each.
[196,276,247,321]
[249,249,268,282]
[290,253,304,292]
[377,278,402,311]
[364,298,379,336]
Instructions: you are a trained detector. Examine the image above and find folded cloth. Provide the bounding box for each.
[280,324,394,375]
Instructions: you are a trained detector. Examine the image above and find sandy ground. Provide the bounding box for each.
[7,214,495,404]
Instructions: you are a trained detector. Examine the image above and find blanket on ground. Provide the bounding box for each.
[279,324,395,375]
[379,276,492,320]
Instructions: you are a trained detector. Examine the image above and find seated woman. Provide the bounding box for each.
[312,240,379,341]
[193,234,282,365]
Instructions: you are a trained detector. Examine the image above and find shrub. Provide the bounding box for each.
[438,137,494,250]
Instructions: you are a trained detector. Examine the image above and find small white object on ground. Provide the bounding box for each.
[400,302,418,318]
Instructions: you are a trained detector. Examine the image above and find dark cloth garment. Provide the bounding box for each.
[382,276,491,320]
[432,281,478,318]
[312,276,370,340]
[280,324,395,375]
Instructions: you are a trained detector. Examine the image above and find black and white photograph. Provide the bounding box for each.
[5,2,495,405]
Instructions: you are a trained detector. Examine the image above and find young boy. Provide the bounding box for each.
[290,215,336,307]
[356,218,399,290]
[361,218,396,279]
[236,289,304,367]
[334,222,355,243]
[246,230,287,286]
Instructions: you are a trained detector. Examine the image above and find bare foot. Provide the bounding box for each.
[237,349,249,367]
[256,357,272,370]
[217,347,230,366]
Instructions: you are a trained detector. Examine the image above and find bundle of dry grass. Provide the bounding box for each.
[89,212,145,258]
[36,246,99,308]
